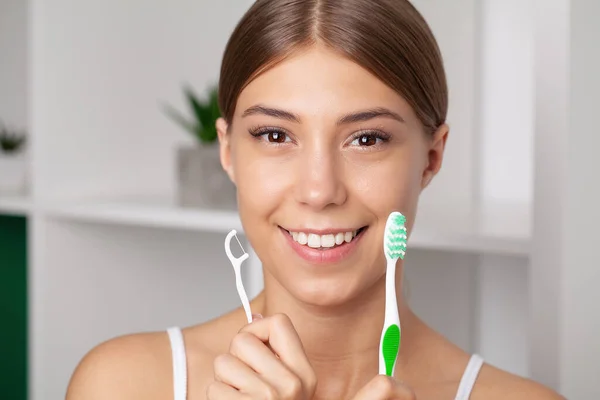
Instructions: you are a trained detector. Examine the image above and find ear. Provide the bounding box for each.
[421,124,449,189]
[217,117,236,184]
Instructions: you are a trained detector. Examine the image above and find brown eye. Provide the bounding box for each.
[349,131,391,148]
[268,130,287,143]
[357,134,378,146]
[248,127,292,144]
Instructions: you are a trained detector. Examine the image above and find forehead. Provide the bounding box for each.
[235,46,416,122]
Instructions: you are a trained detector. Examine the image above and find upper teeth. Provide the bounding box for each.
[290,230,358,248]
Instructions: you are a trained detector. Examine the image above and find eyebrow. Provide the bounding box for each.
[241,105,405,125]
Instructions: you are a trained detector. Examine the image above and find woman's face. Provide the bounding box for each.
[218,46,447,306]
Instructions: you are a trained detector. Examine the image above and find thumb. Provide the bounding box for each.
[251,313,263,322]
[353,375,416,400]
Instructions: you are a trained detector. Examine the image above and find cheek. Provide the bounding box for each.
[232,144,293,216]
[345,149,423,212]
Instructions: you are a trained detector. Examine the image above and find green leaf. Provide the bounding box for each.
[162,84,221,144]
[0,122,27,153]
[209,87,221,120]
[184,86,213,130]
[199,125,218,143]
[162,102,198,137]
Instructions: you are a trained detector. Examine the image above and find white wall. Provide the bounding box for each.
[476,255,529,377]
[417,0,535,378]
[31,0,253,201]
[412,0,478,217]
[530,0,600,397]
[475,0,534,378]
[561,2,600,395]
[0,0,28,128]
[529,0,569,390]
[480,0,534,206]
[404,250,478,353]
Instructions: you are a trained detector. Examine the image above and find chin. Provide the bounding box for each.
[285,274,376,309]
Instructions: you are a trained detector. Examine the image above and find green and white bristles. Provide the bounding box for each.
[384,212,407,260]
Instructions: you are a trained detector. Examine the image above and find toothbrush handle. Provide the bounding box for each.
[379,318,400,375]
[235,265,253,323]
[379,259,401,376]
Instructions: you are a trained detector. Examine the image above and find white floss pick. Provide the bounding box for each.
[224,229,252,323]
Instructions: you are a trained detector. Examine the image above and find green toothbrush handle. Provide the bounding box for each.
[380,323,401,376]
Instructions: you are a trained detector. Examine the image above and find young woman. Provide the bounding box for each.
[67,1,564,399]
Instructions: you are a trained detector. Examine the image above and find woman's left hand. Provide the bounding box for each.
[207,314,317,399]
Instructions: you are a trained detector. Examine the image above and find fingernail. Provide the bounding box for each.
[252,313,263,322]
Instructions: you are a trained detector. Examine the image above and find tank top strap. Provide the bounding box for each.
[454,354,484,400]
[167,327,188,400]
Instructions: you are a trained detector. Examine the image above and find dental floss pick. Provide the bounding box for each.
[224,229,252,323]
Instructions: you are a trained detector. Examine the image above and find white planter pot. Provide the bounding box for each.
[0,151,27,195]
[177,144,237,210]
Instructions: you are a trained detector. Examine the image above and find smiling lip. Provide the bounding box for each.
[279,226,367,264]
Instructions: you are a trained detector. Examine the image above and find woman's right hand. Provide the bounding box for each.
[207,313,317,399]
[351,375,417,400]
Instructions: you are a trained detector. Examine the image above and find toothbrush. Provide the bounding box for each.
[379,211,408,376]
[225,229,252,324]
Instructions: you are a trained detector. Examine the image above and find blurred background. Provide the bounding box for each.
[0,0,598,399]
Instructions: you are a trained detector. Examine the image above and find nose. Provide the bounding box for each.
[294,148,347,210]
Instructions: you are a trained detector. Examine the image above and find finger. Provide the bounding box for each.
[206,381,245,400]
[213,353,271,395]
[230,331,303,398]
[240,314,314,383]
[353,375,416,400]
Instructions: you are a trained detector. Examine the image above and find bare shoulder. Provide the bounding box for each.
[65,307,245,400]
[66,331,173,400]
[473,363,566,400]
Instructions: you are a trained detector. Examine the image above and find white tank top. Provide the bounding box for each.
[167,326,484,400]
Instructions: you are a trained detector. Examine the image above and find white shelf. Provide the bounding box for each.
[44,196,243,233]
[42,196,530,257]
[411,202,531,257]
[409,226,529,257]
[0,194,32,216]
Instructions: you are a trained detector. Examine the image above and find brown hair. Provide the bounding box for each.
[218,0,448,135]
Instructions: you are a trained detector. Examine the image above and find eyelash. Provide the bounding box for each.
[349,130,392,148]
[247,125,392,148]
[248,125,291,145]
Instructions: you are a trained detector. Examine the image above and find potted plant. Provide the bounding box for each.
[163,84,237,210]
[0,121,28,195]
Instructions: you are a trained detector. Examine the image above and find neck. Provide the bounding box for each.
[249,267,425,398]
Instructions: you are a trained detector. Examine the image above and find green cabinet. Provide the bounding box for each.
[0,215,27,399]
